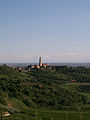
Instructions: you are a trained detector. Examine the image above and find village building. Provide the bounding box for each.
[27,57,49,70]
[35,64,40,69]
[39,57,42,67]
[71,80,76,83]
[31,65,35,68]
[2,111,10,117]
[17,67,24,71]
[42,64,48,68]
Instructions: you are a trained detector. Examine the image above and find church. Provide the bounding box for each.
[31,57,48,69]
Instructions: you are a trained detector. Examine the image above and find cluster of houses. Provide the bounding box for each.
[16,57,49,72]
[30,63,48,69]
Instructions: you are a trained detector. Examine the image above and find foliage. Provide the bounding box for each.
[0,65,90,119]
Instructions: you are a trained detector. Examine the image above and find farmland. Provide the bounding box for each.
[1,110,90,120]
[0,65,90,119]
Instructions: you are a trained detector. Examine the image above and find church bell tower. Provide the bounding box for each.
[39,57,42,67]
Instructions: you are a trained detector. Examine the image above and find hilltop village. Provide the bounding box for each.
[16,57,49,72]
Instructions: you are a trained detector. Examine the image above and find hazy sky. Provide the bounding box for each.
[0,0,90,63]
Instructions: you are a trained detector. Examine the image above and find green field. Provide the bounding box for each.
[0,110,90,120]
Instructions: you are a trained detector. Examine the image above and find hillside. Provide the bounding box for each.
[0,65,90,119]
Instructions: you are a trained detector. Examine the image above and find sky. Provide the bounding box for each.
[0,0,90,63]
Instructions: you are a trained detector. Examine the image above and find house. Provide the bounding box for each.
[35,64,40,69]
[17,67,24,71]
[71,80,76,83]
[2,111,10,117]
[42,64,48,68]
[31,65,35,68]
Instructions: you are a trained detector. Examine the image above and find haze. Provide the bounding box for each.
[0,0,90,63]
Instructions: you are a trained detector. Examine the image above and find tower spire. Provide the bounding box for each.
[39,57,42,67]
